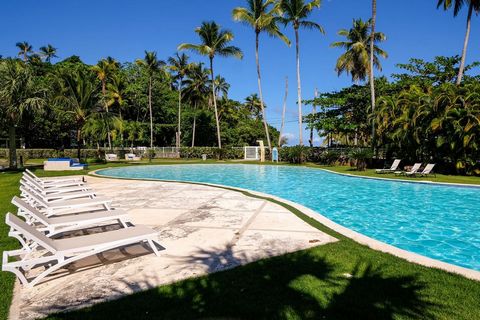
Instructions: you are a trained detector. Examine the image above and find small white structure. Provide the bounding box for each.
[43,158,86,171]
[125,153,142,161]
[244,146,259,161]
[105,153,118,161]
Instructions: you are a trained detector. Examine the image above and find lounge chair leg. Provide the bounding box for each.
[147,239,161,256]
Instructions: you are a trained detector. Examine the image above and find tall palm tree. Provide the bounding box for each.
[279,0,324,146]
[233,0,290,151]
[91,58,119,149]
[331,19,387,83]
[136,51,165,148]
[437,0,480,85]
[0,59,45,168]
[16,41,33,62]
[369,0,377,148]
[178,21,243,149]
[39,44,58,62]
[183,63,210,147]
[168,53,191,148]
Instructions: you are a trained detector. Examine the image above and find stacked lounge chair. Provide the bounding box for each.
[394,163,436,177]
[2,170,162,288]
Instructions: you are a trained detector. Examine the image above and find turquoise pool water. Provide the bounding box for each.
[97,164,480,271]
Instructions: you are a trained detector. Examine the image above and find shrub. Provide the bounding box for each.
[349,148,373,171]
[279,146,310,164]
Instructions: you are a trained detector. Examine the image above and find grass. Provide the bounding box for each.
[317,165,480,185]
[0,160,479,319]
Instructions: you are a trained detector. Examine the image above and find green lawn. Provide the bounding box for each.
[317,165,480,185]
[1,161,479,319]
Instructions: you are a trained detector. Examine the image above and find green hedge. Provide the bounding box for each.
[180,147,244,160]
[0,148,106,162]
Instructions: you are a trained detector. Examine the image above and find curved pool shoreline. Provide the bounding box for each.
[91,164,480,277]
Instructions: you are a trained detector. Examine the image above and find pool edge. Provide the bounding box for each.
[89,168,480,282]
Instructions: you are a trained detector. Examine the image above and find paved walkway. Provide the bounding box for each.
[11,176,336,319]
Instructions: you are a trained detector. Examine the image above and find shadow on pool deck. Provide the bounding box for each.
[45,246,441,320]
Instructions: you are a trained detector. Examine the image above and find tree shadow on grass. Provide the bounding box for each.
[44,246,440,320]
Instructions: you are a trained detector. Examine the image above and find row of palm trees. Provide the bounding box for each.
[16,42,58,62]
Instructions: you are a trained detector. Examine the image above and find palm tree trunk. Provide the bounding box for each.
[76,128,82,160]
[8,125,17,169]
[209,57,222,149]
[255,31,272,152]
[192,101,197,148]
[295,26,303,146]
[309,88,318,147]
[177,82,182,148]
[279,76,288,147]
[148,76,154,149]
[370,0,377,150]
[102,81,112,150]
[456,3,473,85]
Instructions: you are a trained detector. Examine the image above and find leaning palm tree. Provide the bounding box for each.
[437,0,480,85]
[136,51,165,148]
[178,21,243,149]
[183,62,210,147]
[39,44,58,62]
[233,0,290,151]
[279,0,324,146]
[0,59,45,168]
[168,53,191,148]
[16,41,33,62]
[331,18,387,83]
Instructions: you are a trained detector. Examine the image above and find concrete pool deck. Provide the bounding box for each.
[9,176,336,320]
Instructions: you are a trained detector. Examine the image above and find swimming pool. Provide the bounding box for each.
[96,164,480,271]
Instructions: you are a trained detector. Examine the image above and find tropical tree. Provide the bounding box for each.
[55,69,100,159]
[244,93,263,119]
[279,0,324,146]
[16,41,33,62]
[39,44,58,62]
[437,0,480,85]
[136,51,165,148]
[183,62,210,147]
[178,21,243,149]
[369,0,377,147]
[212,75,230,98]
[331,18,387,83]
[92,58,119,149]
[168,53,191,148]
[0,59,46,168]
[233,0,290,151]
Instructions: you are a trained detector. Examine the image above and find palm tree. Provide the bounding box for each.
[55,69,100,159]
[279,0,324,146]
[136,51,165,148]
[244,93,263,119]
[233,0,290,151]
[437,0,480,85]
[212,75,230,98]
[331,19,387,83]
[178,21,243,149]
[39,44,58,62]
[16,41,33,62]
[91,58,119,149]
[0,59,45,168]
[369,0,377,148]
[183,63,210,147]
[168,53,191,148]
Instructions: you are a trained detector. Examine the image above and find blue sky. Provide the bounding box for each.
[1,0,479,145]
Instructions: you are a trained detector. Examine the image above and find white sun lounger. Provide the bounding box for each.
[375,159,401,174]
[12,196,131,238]
[22,174,92,194]
[2,213,161,287]
[20,179,96,201]
[25,169,85,187]
[408,163,436,177]
[395,163,421,176]
[21,187,112,216]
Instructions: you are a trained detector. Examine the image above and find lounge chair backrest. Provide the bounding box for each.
[423,163,435,174]
[391,159,401,170]
[6,213,56,253]
[20,177,42,193]
[25,168,39,181]
[20,186,49,208]
[12,196,50,226]
[22,174,42,189]
[410,163,422,173]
